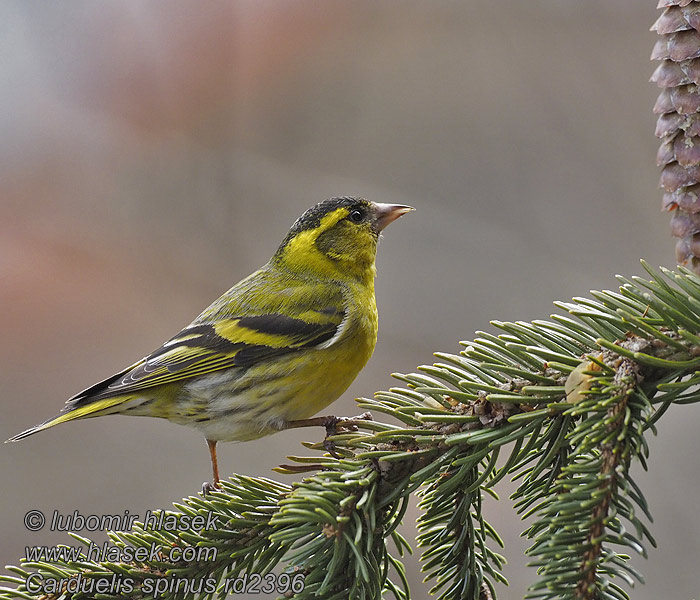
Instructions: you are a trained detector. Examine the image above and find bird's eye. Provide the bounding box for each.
[349,208,365,223]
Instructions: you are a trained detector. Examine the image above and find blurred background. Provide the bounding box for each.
[2,1,695,598]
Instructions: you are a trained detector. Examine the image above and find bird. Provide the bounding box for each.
[8,197,413,492]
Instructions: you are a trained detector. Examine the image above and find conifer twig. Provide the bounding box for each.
[1,264,700,600]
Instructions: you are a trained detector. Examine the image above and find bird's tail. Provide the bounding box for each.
[6,397,132,442]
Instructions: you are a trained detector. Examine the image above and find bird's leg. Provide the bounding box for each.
[285,412,373,458]
[285,412,374,431]
[201,439,221,495]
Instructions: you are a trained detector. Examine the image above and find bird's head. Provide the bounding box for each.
[272,197,414,283]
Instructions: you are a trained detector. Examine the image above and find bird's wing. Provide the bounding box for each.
[68,295,346,405]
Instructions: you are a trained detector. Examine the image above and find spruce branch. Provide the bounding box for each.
[2,263,700,600]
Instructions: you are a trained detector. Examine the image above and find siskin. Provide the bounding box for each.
[8,197,413,491]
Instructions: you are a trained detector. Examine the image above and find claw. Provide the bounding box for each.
[285,411,374,458]
[323,435,342,459]
[324,411,373,433]
[322,412,373,457]
[201,480,221,495]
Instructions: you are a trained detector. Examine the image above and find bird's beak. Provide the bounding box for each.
[373,203,415,231]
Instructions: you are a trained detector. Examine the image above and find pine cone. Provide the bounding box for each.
[651,0,700,273]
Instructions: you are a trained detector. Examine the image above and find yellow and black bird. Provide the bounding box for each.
[8,197,413,491]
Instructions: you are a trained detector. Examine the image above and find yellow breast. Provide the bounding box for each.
[277,283,378,421]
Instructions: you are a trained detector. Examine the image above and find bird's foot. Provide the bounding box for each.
[284,412,373,458]
[201,480,221,495]
[322,412,373,458]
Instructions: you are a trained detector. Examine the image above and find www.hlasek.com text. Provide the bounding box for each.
[25,540,216,564]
